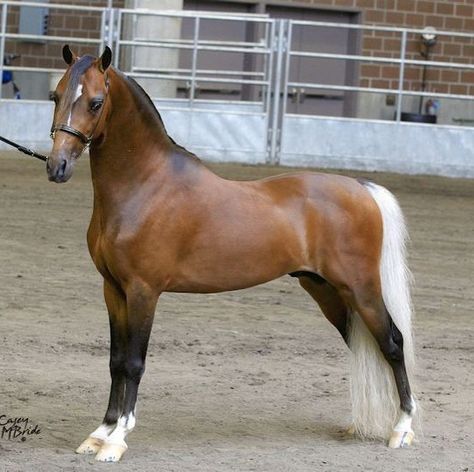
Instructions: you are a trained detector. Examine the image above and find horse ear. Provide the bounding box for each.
[99,46,112,73]
[62,44,76,65]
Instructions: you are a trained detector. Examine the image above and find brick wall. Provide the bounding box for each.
[3,0,474,96]
[5,0,124,69]
[352,0,474,97]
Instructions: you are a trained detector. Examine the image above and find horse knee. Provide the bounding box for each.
[110,353,126,376]
[124,357,145,382]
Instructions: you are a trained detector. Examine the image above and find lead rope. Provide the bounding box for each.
[0,134,48,162]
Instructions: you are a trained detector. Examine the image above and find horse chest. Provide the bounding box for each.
[87,227,108,277]
[87,216,119,281]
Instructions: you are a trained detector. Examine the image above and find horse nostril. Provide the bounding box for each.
[58,158,67,178]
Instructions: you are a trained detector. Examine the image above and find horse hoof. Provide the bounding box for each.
[76,436,104,454]
[388,430,414,448]
[95,442,128,462]
[345,424,356,436]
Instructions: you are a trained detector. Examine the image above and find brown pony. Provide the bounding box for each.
[46,46,417,462]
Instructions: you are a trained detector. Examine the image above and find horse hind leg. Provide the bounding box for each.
[347,281,416,448]
[297,273,387,437]
[355,180,417,447]
[296,272,350,345]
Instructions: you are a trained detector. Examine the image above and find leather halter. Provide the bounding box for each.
[50,123,92,145]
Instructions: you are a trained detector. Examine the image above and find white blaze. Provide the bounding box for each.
[67,84,83,126]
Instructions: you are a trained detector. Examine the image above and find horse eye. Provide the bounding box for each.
[90,99,103,112]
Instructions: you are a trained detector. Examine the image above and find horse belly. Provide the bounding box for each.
[167,218,305,293]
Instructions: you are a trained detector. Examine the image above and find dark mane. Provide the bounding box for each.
[65,58,199,161]
[122,73,199,160]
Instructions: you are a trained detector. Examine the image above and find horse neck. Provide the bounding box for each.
[89,69,173,204]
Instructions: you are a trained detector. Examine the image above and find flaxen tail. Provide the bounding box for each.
[349,182,416,439]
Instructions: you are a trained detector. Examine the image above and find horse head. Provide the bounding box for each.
[47,45,112,183]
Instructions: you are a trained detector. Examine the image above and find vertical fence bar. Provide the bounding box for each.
[264,20,275,117]
[114,8,122,67]
[269,19,286,164]
[190,16,200,107]
[0,4,8,100]
[280,20,292,128]
[262,21,269,111]
[396,29,407,123]
[107,8,115,48]
[99,8,107,54]
[131,11,137,75]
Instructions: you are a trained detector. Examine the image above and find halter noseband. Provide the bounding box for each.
[50,123,92,145]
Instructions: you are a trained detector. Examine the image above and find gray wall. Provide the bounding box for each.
[281,115,474,177]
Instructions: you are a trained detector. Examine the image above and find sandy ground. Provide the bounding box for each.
[0,151,473,472]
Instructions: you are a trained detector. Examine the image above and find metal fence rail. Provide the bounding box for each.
[113,8,273,108]
[282,20,474,125]
[1,1,473,107]
[0,1,108,99]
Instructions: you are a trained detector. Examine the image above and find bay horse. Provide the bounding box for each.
[46,45,417,462]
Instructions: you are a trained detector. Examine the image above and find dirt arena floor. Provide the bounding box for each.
[0,151,473,472]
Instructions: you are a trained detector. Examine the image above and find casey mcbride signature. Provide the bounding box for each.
[0,415,41,441]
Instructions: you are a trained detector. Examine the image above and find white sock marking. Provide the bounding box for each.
[393,411,413,432]
[105,413,136,446]
[90,423,115,441]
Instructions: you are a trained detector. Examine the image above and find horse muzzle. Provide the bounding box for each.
[47,155,75,183]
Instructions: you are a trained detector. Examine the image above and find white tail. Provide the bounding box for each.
[348,182,415,440]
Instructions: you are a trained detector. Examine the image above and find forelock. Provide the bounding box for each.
[62,55,96,107]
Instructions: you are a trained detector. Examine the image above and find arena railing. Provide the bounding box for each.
[281,20,474,123]
[0,1,108,99]
[114,8,274,114]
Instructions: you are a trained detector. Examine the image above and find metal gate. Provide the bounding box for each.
[115,8,275,164]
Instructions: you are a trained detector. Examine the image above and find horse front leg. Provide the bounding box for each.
[95,280,159,462]
[76,280,127,455]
